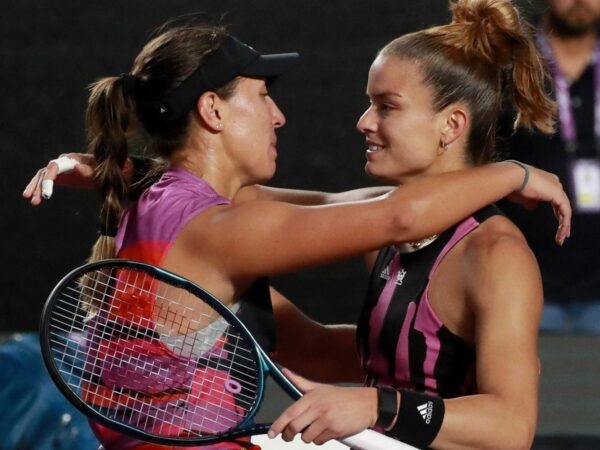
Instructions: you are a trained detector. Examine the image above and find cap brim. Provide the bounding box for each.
[241,52,300,78]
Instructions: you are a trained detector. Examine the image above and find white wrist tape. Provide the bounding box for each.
[41,156,79,199]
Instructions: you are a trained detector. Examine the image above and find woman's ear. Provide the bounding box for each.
[196,92,224,132]
[440,105,468,146]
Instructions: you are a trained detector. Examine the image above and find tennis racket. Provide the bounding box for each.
[40,259,416,449]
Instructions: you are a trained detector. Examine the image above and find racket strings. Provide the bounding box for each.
[47,267,262,438]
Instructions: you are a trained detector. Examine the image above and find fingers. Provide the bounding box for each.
[553,191,571,246]
[22,156,80,205]
[42,156,80,199]
[23,163,59,204]
[268,399,332,445]
[519,166,572,246]
[268,398,310,440]
[269,370,326,442]
[41,181,53,199]
[35,162,59,202]
[545,173,571,245]
[269,385,375,446]
[22,168,47,205]
[299,420,329,445]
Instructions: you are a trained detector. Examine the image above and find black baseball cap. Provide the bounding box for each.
[147,35,299,126]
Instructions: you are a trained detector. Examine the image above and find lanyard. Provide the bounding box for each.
[537,31,600,155]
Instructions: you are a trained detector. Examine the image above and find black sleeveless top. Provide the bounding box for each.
[357,205,502,398]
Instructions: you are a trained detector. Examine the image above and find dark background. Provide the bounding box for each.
[1,0,543,331]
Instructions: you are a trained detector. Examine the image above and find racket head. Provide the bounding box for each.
[39,259,270,445]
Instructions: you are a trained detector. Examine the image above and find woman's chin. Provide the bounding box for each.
[364,165,388,183]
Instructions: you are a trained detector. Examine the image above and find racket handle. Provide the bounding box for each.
[339,429,418,450]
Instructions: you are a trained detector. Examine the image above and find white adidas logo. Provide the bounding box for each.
[379,265,390,281]
[417,402,433,424]
[379,266,407,286]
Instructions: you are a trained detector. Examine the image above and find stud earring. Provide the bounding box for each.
[441,141,449,151]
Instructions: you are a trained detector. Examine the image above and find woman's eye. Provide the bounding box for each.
[378,103,393,113]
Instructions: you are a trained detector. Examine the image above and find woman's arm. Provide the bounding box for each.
[23,156,571,249]
[429,227,542,450]
[181,161,569,282]
[270,287,363,383]
[234,185,393,205]
[22,153,392,206]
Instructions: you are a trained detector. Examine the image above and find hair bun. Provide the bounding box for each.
[448,0,554,134]
[451,0,500,24]
[449,0,523,66]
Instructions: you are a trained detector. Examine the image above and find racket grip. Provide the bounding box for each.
[339,429,418,450]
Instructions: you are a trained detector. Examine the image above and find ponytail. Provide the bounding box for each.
[81,76,136,319]
[509,28,555,134]
[449,0,555,134]
[86,75,136,263]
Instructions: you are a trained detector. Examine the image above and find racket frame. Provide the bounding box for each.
[40,259,415,450]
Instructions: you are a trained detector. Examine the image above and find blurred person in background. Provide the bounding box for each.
[502,0,600,333]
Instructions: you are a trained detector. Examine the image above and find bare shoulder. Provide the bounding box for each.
[463,214,533,265]
[461,214,542,311]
